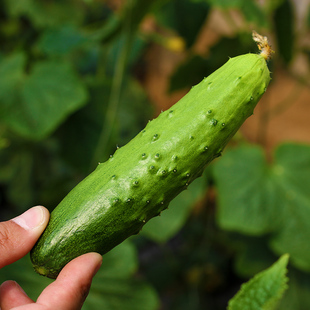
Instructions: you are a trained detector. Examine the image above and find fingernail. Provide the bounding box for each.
[12,206,45,230]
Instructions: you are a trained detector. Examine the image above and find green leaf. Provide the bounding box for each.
[1,57,88,140]
[213,145,279,235]
[169,34,257,92]
[230,235,279,278]
[277,268,310,310]
[37,25,89,56]
[141,174,207,243]
[154,0,210,47]
[213,143,310,271]
[228,254,289,310]
[4,0,84,28]
[98,240,138,278]
[0,53,25,110]
[84,278,159,310]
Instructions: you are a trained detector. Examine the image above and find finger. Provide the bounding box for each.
[0,206,50,268]
[37,252,102,310]
[0,280,34,309]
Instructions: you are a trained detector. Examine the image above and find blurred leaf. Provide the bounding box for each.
[104,35,146,77]
[230,235,279,278]
[4,0,84,28]
[205,0,269,28]
[37,25,89,56]
[213,145,278,235]
[141,173,207,243]
[273,0,294,64]
[154,0,210,47]
[213,143,310,272]
[0,55,88,140]
[0,53,25,110]
[277,268,310,310]
[0,241,159,310]
[86,240,159,310]
[5,149,34,209]
[57,77,152,173]
[98,240,138,278]
[0,255,53,300]
[169,34,256,91]
[204,0,240,8]
[265,0,286,13]
[169,55,211,92]
[98,0,163,44]
[85,277,159,310]
[228,254,289,310]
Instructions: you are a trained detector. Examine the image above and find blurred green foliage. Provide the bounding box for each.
[0,0,310,309]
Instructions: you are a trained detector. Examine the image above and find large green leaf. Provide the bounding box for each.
[0,54,88,140]
[0,241,159,310]
[213,143,310,272]
[141,174,207,243]
[228,254,289,310]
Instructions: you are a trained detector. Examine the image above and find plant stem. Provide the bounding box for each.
[90,7,134,170]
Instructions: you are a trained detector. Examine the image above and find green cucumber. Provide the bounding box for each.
[31,34,272,279]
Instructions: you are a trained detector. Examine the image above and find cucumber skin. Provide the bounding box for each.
[31,53,270,278]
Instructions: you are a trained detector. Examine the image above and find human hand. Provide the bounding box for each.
[0,206,102,310]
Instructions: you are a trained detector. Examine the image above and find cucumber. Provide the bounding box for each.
[31,33,272,278]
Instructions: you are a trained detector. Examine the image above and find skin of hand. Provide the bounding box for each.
[0,206,102,310]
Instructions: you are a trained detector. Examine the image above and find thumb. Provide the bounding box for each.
[0,206,49,269]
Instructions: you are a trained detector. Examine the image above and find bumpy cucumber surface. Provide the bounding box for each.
[31,52,270,278]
